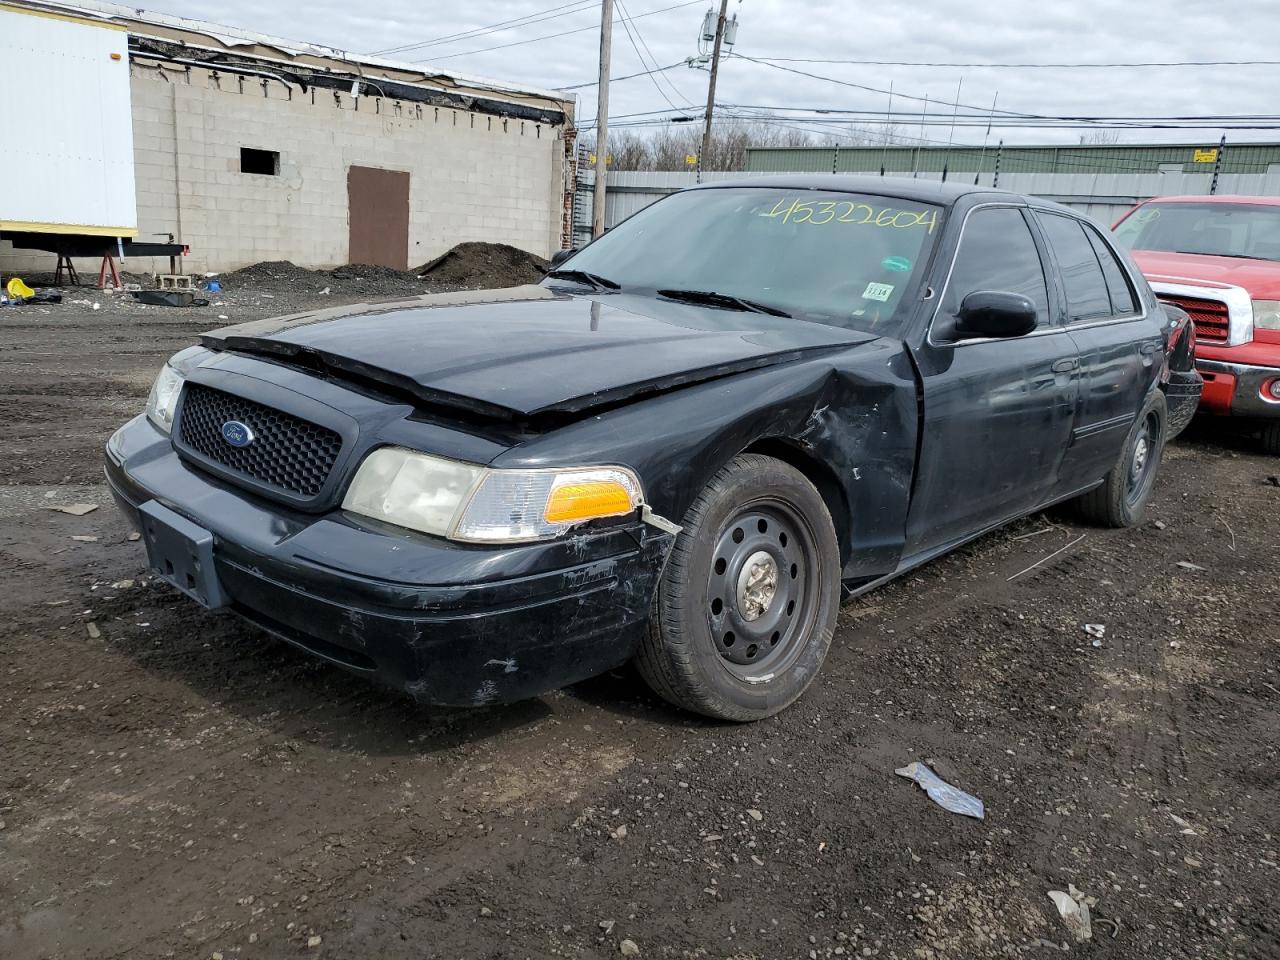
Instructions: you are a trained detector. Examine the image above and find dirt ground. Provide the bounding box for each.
[1,284,1278,960]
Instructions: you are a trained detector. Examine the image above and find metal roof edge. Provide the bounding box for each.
[8,0,572,107]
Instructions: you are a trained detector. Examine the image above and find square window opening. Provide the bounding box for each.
[241,148,279,175]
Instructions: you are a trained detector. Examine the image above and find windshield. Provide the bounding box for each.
[558,187,943,334]
[1113,201,1280,261]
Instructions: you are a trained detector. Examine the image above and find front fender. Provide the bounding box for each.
[494,338,919,580]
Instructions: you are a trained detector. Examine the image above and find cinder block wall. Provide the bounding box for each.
[1,62,569,277]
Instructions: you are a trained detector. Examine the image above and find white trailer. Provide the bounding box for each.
[0,2,137,237]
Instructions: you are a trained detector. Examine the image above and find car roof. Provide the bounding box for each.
[687,174,1024,207]
[1137,194,1280,207]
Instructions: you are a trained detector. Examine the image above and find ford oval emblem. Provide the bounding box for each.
[221,420,255,448]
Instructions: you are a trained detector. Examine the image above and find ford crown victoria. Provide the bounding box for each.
[106,177,1199,720]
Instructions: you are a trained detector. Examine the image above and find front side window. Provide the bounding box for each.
[1038,213,1113,322]
[560,188,943,336]
[939,206,1050,332]
[1113,201,1280,261]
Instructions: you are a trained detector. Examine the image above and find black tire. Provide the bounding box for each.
[1262,422,1280,456]
[1075,391,1167,528]
[635,454,841,721]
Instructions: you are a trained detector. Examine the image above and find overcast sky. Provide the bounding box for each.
[139,0,1280,147]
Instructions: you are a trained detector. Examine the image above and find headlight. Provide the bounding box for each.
[342,447,643,543]
[1252,300,1280,330]
[146,363,185,434]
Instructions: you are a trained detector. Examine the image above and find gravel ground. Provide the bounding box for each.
[0,293,1277,960]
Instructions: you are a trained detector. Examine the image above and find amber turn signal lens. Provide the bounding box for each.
[543,480,635,523]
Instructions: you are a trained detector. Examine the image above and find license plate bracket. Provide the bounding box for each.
[137,500,227,609]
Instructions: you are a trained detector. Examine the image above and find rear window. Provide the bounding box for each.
[1085,227,1139,316]
[1113,201,1280,261]
[1037,213,1112,322]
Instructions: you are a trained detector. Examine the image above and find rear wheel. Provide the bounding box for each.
[1261,422,1280,456]
[1075,391,1167,527]
[635,454,840,721]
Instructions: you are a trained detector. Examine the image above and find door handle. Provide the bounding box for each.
[1140,342,1159,356]
[1051,358,1080,373]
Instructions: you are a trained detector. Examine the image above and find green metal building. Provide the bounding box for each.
[744,141,1280,177]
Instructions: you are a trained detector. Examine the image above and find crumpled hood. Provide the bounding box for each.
[202,285,875,418]
[1131,250,1280,299]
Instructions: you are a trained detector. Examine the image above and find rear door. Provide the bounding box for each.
[1033,211,1159,490]
[906,204,1081,554]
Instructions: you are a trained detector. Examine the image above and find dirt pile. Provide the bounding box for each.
[220,260,429,301]
[220,260,321,287]
[415,241,548,288]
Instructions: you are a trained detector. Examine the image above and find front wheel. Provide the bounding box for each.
[635,454,841,721]
[1075,391,1167,527]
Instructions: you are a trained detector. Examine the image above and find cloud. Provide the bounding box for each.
[139,0,1280,145]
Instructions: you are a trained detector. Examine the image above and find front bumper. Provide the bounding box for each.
[105,416,673,707]
[1196,359,1280,419]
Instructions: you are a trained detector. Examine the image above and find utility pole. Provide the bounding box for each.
[591,0,613,239]
[699,0,730,172]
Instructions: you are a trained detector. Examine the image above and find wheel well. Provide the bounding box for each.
[741,437,852,564]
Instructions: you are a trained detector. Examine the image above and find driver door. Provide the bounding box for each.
[905,204,1081,554]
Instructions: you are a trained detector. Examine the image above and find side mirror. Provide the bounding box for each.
[955,291,1038,340]
[548,248,576,270]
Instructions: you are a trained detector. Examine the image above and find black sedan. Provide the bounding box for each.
[105,176,1201,721]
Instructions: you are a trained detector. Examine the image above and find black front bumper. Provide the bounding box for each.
[106,416,672,707]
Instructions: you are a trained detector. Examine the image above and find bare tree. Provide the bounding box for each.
[581,119,909,172]
[1078,129,1122,145]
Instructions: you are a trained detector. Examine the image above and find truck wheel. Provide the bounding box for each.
[1076,391,1167,528]
[636,454,841,721]
[1262,422,1280,456]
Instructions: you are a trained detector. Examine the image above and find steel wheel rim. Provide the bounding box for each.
[706,499,821,681]
[1125,410,1161,505]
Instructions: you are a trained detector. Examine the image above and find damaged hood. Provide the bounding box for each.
[202,285,874,418]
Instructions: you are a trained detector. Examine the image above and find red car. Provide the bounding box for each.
[1113,195,1280,453]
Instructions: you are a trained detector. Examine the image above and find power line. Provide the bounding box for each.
[613,0,687,112]
[370,1,596,57]
[720,103,1280,124]
[742,55,1280,69]
[728,53,1101,126]
[616,0,696,108]
[557,61,687,90]
[589,106,1280,134]
[410,0,703,64]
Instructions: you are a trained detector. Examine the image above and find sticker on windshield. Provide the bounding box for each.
[863,282,894,302]
[881,256,913,272]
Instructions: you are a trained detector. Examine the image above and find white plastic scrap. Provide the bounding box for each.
[894,761,984,820]
[1047,884,1095,942]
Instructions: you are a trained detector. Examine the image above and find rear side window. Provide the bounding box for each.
[941,206,1050,329]
[1084,226,1139,315]
[1038,213,1112,321]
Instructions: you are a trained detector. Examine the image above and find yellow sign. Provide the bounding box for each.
[685,154,698,166]
[587,153,613,165]
[1193,148,1219,163]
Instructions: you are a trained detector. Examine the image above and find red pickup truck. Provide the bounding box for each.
[1112,195,1280,454]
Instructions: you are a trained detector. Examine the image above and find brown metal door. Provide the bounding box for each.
[347,165,410,269]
